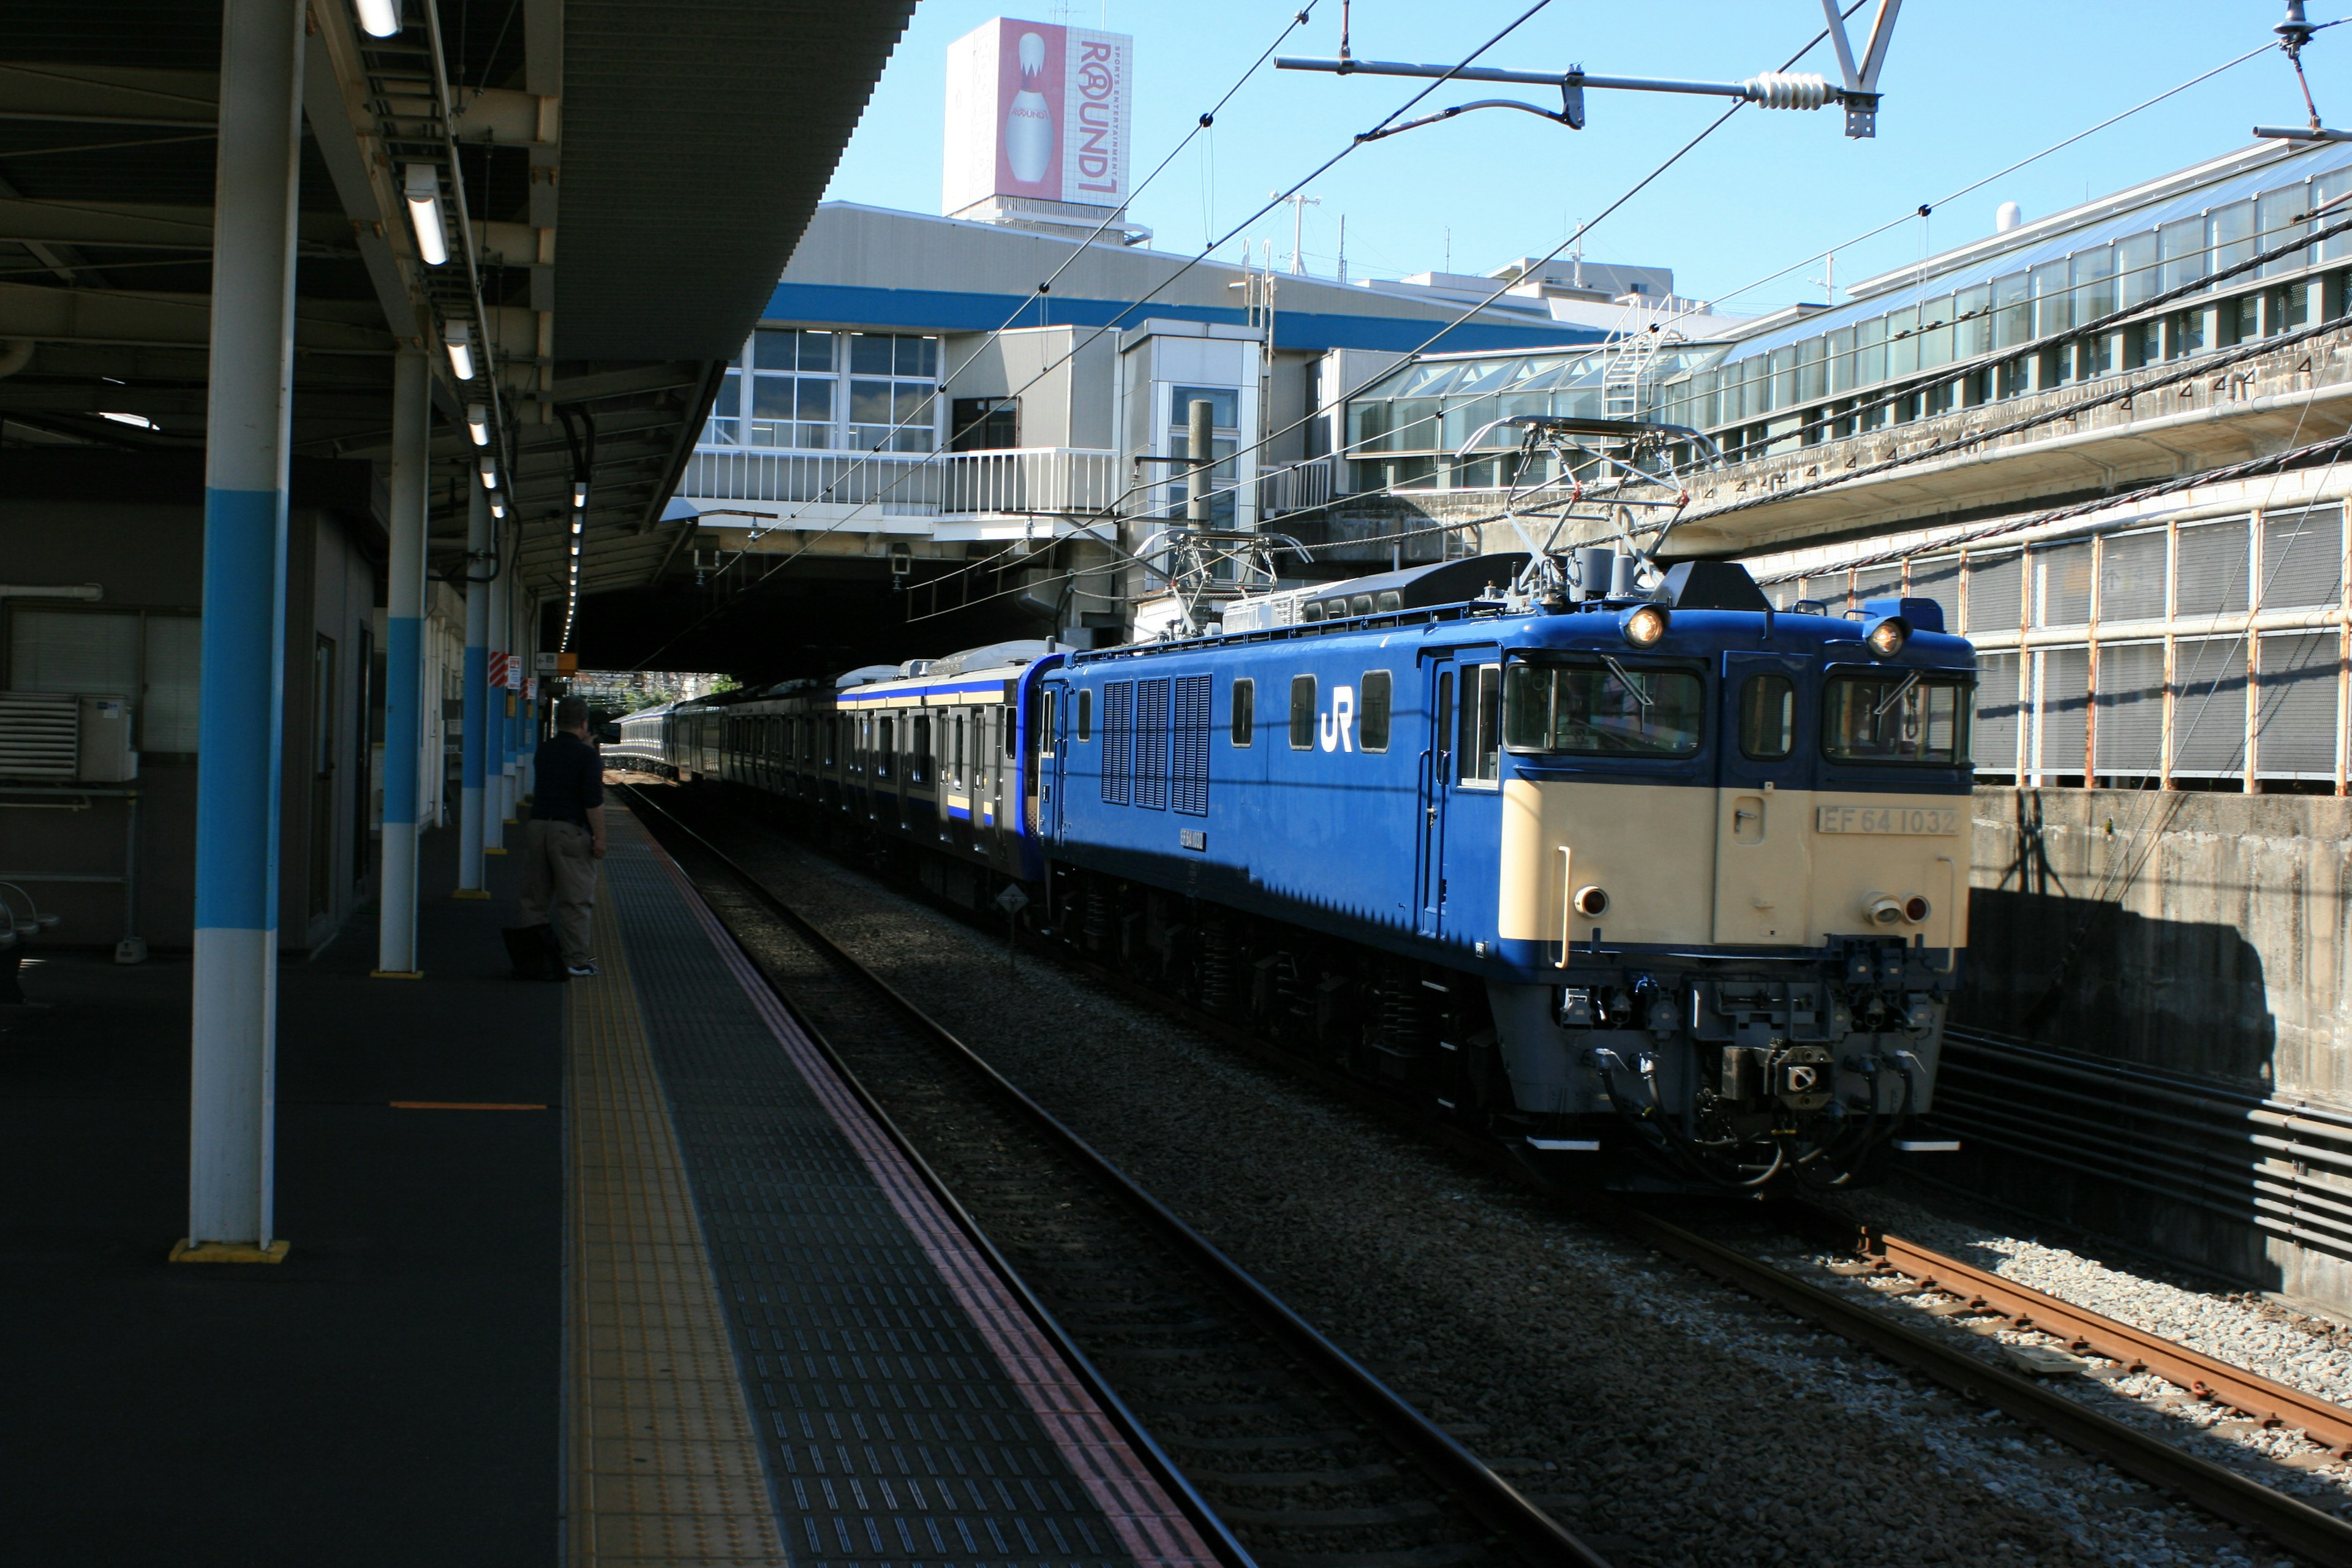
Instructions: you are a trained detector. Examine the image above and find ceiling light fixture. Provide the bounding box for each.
[443,320,475,382]
[354,0,402,37]
[402,163,448,266]
[466,402,488,446]
[490,498,507,519]
[478,454,497,488]
[571,481,589,510]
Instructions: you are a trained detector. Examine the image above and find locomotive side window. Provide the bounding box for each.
[1739,674,1796,760]
[1289,675,1316,749]
[1822,674,1972,766]
[1359,671,1392,752]
[1230,678,1254,746]
[1038,690,1057,756]
[1078,688,1093,741]
[1435,672,1453,771]
[1458,665,1501,782]
[1503,661,1703,756]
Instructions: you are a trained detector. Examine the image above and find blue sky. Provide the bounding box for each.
[819,2,2350,314]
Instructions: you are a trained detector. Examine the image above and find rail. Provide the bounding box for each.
[619,782,1608,1568]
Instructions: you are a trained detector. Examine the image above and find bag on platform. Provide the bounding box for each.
[502,922,567,982]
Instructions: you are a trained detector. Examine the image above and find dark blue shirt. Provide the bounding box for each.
[533,731,603,828]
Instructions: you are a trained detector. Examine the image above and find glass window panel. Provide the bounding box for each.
[1965,551,2023,633]
[1856,316,1888,385]
[1992,273,2033,349]
[2177,519,2250,619]
[141,614,201,752]
[753,328,797,369]
[796,330,834,371]
[718,369,742,417]
[2256,631,2339,774]
[1501,660,1703,756]
[1359,671,1392,752]
[1740,674,1795,760]
[842,378,884,423]
[2210,199,2257,276]
[1853,565,1904,611]
[10,608,140,695]
[892,383,930,424]
[796,379,833,421]
[2116,230,2160,307]
[1975,650,2021,772]
[751,375,795,418]
[2032,541,2093,627]
[2159,217,2209,293]
[1289,674,1315,750]
[851,334,892,374]
[1826,327,1855,394]
[1169,385,1240,427]
[2071,247,2116,325]
[1389,398,1440,451]
[2321,169,2352,262]
[1767,346,1796,410]
[2257,184,2311,278]
[2030,262,2073,337]
[1953,285,1991,360]
[1908,556,1961,629]
[895,336,927,376]
[1917,296,1954,370]
[1229,679,1253,747]
[2261,505,2343,609]
[2035,646,2090,775]
[1348,401,1392,453]
[2099,529,2167,621]
[1887,305,1920,379]
[1823,674,1969,766]
[2093,640,2165,774]
[2172,635,2248,774]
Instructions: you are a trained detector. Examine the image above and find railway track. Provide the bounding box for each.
[630,782,2352,1567]
[624,785,1606,1568]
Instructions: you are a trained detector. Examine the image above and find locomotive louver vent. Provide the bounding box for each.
[0,692,79,780]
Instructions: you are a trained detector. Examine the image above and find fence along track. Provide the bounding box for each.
[623,785,1607,1568]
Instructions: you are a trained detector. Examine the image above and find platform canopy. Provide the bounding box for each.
[0,0,914,613]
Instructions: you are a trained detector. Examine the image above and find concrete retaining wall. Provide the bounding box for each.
[1953,787,2352,1311]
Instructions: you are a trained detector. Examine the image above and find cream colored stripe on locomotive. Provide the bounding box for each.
[1496,781,1968,952]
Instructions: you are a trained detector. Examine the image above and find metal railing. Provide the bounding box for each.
[1257,457,1335,519]
[683,446,1120,521]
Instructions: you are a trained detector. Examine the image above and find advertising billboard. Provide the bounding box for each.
[943,17,1132,216]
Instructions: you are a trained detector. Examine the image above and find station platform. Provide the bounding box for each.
[2,800,1214,1568]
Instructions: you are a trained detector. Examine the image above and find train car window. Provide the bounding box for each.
[1458,665,1501,781]
[1436,672,1454,772]
[1289,674,1316,749]
[1230,677,1254,746]
[952,714,967,786]
[1359,671,1392,752]
[1002,703,1016,758]
[1504,661,1703,756]
[1822,674,1972,766]
[1077,688,1093,741]
[875,717,894,779]
[1739,674,1796,760]
[911,715,932,785]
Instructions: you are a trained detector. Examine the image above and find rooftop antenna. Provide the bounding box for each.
[1336,212,1347,284]
[1277,0,1902,140]
[1270,189,1321,274]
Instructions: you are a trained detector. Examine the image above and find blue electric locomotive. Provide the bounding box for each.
[640,551,1975,1191]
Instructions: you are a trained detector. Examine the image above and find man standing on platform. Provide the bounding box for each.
[520,696,606,978]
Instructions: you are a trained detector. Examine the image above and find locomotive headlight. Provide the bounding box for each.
[1621,605,1668,649]
[1866,616,1910,657]
[1863,893,1904,926]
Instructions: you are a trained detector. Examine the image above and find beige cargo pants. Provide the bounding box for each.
[518,818,597,967]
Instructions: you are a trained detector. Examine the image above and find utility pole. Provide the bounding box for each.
[1336,213,1347,285]
[1270,190,1321,275]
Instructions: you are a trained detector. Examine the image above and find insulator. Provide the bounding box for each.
[1744,71,1833,111]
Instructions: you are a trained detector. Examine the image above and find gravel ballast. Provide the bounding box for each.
[654,795,2309,1567]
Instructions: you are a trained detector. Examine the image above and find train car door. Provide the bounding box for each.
[1035,684,1064,841]
[1713,651,1814,945]
[1415,654,1456,938]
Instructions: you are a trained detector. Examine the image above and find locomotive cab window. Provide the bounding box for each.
[1739,674,1796,760]
[1289,674,1316,749]
[1458,665,1500,783]
[1359,671,1392,752]
[1822,673,1972,766]
[1230,678,1254,746]
[1502,660,1703,757]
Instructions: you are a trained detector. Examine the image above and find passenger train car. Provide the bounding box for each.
[622,553,1976,1191]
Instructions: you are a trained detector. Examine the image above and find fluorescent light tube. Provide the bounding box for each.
[443,321,475,381]
[402,164,447,266]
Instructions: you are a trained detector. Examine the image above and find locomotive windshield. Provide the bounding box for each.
[1822,672,1972,766]
[1503,660,1703,756]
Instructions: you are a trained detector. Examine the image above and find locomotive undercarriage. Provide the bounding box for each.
[758,790,1946,1193]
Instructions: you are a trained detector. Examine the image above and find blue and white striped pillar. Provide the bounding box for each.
[456,480,489,895]
[184,0,304,1261]
[374,348,429,976]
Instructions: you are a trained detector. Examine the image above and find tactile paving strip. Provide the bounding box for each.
[567,881,790,1566]
[601,809,1218,1568]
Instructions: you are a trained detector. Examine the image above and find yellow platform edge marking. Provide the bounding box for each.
[170,1238,290,1265]
[369,970,426,980]
[565,849,786,1567]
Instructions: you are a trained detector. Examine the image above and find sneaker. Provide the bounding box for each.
[567,962,600,978]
